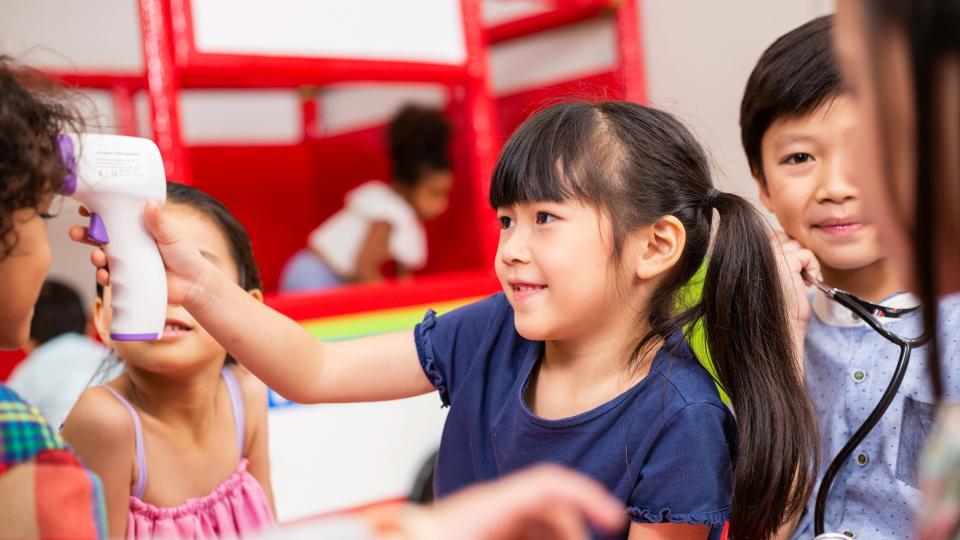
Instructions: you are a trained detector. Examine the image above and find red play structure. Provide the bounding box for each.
[38,0,644,325]
[0,0,648,381]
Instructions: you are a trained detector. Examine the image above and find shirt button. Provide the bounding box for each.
[855,452,869,466]
[852,369,866,383]
[843,531,856,538]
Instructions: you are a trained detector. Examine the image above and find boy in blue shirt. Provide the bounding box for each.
[740,15,960,539]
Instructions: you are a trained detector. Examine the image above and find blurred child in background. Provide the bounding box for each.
[280,104,454,291]
[8,279,111,429]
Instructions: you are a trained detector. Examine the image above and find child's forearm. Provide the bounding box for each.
[189,269,326,402]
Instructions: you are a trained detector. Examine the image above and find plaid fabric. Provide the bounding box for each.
[0,383,63,469]
[0,383,106,539]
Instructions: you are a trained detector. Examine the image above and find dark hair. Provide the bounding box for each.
[740,15,842,185]
[29,280,86,345]
[387,104,452,187]
[0,56,83,260]
[167,182,262,292]
[490,101,818,539]
[856,1,960,401]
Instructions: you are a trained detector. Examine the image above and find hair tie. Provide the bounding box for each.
[706,188,721,208]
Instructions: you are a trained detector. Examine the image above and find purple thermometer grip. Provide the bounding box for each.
[57,134,78,195]
[87,213,110,244]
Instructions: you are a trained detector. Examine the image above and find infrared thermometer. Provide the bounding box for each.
[58,133,167,341]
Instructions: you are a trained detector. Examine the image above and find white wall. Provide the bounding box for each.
[1,0,833,522]
[642,0,834,205]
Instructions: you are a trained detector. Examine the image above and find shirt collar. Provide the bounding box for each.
[811,288,920,328]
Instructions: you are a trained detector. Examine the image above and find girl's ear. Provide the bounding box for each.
[631,215,686,281]
[247,289,264,304]
[92,292,113,348]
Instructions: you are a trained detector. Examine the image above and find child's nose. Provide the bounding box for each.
[816,156,858,204]
[498,228,531,265]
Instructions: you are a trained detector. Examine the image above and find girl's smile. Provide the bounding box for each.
[160,316,195,341]
[506,279,548,302]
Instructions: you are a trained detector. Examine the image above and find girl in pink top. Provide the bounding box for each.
[63,182,275,539]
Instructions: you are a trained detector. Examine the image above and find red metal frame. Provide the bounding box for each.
[47,0,644,292]
[614,0,645,103]
[485,0,612,44]
[299,87,322,141]
[139,0,191,183]
[47,72,145,90]
[460,0,500,263]
[111,85,139,137]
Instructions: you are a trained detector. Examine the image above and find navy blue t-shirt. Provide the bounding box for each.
[414,293,736,540]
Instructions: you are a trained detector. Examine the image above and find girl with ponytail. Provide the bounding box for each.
[80,100,817,540]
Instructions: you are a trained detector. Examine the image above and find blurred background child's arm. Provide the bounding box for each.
[353,221,392,283]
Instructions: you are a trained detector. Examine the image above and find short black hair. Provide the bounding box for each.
[30,280,86,345]
[387,104,451,186]
[740,15,842,185]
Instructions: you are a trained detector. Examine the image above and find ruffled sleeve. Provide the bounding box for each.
[413,294,512,408]
[414,309,450,406]
[627,402,735,528]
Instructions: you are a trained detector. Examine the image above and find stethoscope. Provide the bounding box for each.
[801,271,930,539]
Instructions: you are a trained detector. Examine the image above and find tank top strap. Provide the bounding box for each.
[100,386,148,500]
[220,366,245,458]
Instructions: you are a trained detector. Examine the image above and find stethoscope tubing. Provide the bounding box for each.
[813,290,928,536]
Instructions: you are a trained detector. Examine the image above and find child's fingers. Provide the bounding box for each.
[528,503,590,540]
[90,248,108,269]
[513,465,626,533]
[796,249,822,285]
[68,225,103,248]
[96,268,110,287]
[143,200,180,245]
[780,240,803,255]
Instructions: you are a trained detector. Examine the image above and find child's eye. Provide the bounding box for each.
[39,212,57,221]
[783,153,815,165]
[498,215,513,230]
[535,212,557,225]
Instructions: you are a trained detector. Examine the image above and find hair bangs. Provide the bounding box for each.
[489,102,607,209]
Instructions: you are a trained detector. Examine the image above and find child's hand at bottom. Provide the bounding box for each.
[69,201,218,311]
[393,464,626,540]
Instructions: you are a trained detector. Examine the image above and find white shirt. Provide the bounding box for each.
[308,181,427,277]
[7,333,111,429]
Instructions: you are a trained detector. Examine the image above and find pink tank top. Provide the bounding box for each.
[102,367,274,539]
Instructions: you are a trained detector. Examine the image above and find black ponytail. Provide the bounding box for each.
[491,100,818,539]
[703,191,817,538]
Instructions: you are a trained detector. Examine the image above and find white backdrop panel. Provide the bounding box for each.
[191,0,467,65]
